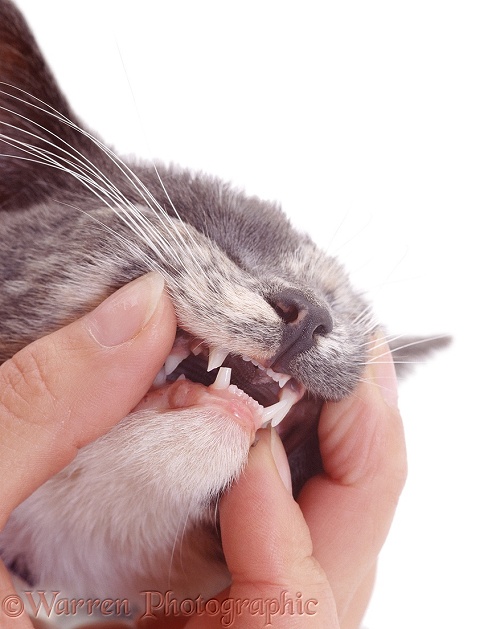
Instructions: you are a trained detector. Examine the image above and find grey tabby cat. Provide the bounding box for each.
[0,0,447,617]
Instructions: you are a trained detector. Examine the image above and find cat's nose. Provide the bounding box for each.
[268,289,333,373]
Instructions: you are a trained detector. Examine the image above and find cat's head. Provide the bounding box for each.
[0,0,449,498]
[0,2,454,603]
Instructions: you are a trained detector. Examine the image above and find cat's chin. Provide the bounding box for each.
[0,398,252,603]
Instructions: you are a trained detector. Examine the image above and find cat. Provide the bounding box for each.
[0,0,448,622]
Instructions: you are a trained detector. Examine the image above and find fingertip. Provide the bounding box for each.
[220,432,333,626]
[220,429,320,588]
[256,427,293,494]
[140,276,177,357]
[316,332,407,488]
[82,272,176,351]
[221,428,291,521]
[82,272,166,347]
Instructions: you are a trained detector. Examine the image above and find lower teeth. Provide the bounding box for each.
[209,366,298,428]
[157,342,300,428]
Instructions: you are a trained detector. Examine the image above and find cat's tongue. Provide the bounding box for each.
[133,371,265,435]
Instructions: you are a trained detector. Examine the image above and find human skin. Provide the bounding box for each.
[0,273,406,629]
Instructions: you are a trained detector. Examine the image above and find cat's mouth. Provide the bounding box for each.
[147,330,307,430]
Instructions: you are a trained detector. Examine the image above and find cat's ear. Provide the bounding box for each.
[388,334,452,378]
[0,0,84,209]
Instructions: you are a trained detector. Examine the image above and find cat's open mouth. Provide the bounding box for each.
[145,330,306,430]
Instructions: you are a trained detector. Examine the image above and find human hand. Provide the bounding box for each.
[138,336,405,629]
[0,271,404,629]
[0,272,176,629]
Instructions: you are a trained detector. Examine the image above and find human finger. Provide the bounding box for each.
[0,272,176,528]
[340,563,376,629]
[298,336,406,622]
[216,427,338,629]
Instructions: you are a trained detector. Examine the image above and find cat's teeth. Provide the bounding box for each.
[261,399,293,427]
[207,347,229,372]
[277,374,291,388]
[260,385,302,427]
[270,403,293,427]
[176,374,186,381]
[164,347,191,375]
[152,367,167,388]
[279,386,301,405]
[211,366,232,390]
[265,368,291,388]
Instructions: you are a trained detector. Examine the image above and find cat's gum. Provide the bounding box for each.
[133,379,262,435]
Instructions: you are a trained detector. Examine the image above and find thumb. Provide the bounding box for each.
[218,428,338,629]
[0,272,176,527]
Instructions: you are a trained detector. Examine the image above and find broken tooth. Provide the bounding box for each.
[211,366,232,390]
[164,348,191,375]
[207,347,230,372]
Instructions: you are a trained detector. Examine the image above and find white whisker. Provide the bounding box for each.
[362,361,426,365]
[372,335,450,362]
[1,84,210,284]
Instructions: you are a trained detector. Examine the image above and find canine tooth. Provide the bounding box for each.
[261,399,291,425]
[207,347,229,372]
[164,348,191,375]
[176,374,186,381]
[211,367,232,390]
[279,386,301,404]
[270,403,293,427]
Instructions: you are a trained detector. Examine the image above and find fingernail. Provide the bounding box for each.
[84,272,166,347]
[269,427,293,494]
[369,335,399,409]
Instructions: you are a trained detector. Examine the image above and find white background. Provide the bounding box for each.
[12,1,488,627]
